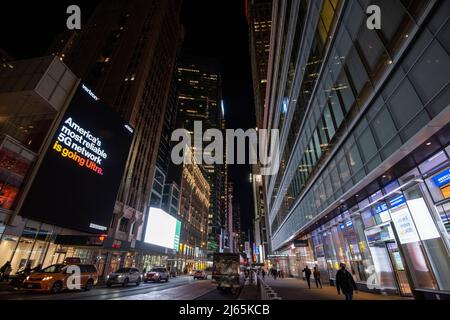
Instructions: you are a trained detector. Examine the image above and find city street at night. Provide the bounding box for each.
[0,276,238,301]
[0,0,450,316]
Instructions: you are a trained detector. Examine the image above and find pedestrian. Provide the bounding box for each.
[262,269,266,280]
[302,266,312,289]
[0,261,12,282]
[313,266,322,288]
[335,263,358,300]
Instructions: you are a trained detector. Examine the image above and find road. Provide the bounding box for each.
[0,276,238,300]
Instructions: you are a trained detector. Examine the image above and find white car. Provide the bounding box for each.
[106,267,142,287]
[145,267,170,282]
[192,270,207,280]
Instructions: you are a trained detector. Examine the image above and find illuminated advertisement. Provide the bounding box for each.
[391,209,420,244]
[144,207,181,251]
[433,168,450,199]
[20,84,133,233]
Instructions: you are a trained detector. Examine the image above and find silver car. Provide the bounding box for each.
[106,267,142,287]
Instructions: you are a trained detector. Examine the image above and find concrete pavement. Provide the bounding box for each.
[262,277,409,300]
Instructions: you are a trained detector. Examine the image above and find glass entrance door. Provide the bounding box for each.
[386,241,413,296]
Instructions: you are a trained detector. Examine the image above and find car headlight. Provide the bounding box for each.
[43,276,53,281]
[155,273,160,277]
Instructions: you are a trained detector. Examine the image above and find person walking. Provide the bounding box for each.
[261,269,266,280]
[335,263,358,300]
[313,266,322,288]
[0,261,12,282]
[302,266,312,289]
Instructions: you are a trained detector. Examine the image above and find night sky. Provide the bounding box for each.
[0,0,255,235]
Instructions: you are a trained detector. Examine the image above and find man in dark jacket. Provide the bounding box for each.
[302,266,312,289]
[335,263,358,300]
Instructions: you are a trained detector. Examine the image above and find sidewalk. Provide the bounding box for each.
[263,277,409,300]
[238,277,260,300]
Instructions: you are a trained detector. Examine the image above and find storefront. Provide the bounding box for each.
[307,147,450,297]
[0,219,145,282]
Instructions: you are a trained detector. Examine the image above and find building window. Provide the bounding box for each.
[119,218,129,233]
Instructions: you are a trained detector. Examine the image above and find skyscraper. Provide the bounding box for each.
[247,0,272,263]
[247,0,272,130]
[263,0,450,298]
[49,0,184,275]
[175,57,226,255]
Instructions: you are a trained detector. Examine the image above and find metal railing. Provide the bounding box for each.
[256,275,282,300]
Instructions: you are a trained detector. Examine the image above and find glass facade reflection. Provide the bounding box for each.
[265,0,450,297]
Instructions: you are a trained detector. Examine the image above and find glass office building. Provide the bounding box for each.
[264,0,450,298]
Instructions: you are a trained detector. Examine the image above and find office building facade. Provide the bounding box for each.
[176,57,226,255]
[247,0,273,263]
[44,0,183,276]
[264,0,450,298]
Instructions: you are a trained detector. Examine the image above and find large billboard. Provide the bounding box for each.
[144,207,181,251]
[20,84,133,234]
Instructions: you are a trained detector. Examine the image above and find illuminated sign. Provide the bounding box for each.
[375,203,388,214]
[82,84,99,101]
[389,195,406,209]
[21,83,133,233]
[433,169,450,188]
[144,207,182,250]
[391,209,420,244]
[52,117,108,175]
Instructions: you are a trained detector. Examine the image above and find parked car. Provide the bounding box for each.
[22,264,98,293]
[192,270,207,280]
[106,267,142,287]
[145,267,169,283]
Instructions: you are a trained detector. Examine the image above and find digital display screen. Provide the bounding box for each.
[20,84,133,233]
[144,207,181,250]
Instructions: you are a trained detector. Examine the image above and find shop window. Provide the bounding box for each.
[387,78,423,129]
[425,166,450,203]
[418,151,448,175]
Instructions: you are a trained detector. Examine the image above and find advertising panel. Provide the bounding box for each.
[20,84,133,233]
[144,207,181,251]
